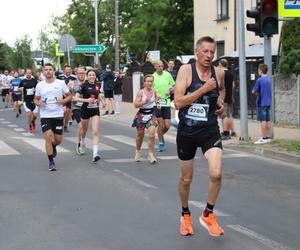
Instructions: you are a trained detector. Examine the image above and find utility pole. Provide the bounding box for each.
[40,29,44,66]
[264,35,274,138]
[115,0,120,71]
[94,0,99,65]
[238,0,249,141]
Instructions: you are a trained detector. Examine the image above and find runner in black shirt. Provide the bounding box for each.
[74,69,106,163]
[19,68,38,133]
[57,64,76,132]
[174,36,225,237]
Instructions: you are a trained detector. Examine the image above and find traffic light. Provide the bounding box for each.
[261,0,278,37]
[246,3,262,37]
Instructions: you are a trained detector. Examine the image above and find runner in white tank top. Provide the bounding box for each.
[132,74,159,164]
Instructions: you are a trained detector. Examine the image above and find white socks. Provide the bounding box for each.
[93,145,98,157]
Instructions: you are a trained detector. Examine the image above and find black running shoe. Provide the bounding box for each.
[48,162,56,172]
[52,144,57,158]
[92,155,101,163]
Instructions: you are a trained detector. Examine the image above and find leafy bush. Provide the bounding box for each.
[279,49,300,75]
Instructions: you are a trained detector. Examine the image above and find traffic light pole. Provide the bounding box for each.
[238,0,249,141]
[264,35,274,138]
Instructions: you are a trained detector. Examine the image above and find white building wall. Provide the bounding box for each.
[194,0,281,58]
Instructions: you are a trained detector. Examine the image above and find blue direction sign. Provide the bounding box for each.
[72,45,106,53]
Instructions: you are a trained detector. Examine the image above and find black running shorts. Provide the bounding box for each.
[72,109,81,124]
[2,89,9,96]
[154,106,171,120]
[104,90,114,99]
[176,132,223,161]
[41,118,64,134]
[12,94,21,102]
[81,107,100,120]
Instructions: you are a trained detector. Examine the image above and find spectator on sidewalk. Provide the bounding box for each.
[252,64,272,144]
[113,71,123,114]
[101,64,115,116]
[218,59,236,140]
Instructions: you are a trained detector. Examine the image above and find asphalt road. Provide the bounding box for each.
[0,105,299,250]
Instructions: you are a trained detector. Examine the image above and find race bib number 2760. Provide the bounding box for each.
[185,103,209,121]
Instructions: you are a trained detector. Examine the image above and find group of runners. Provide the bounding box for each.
[0,36,228,237]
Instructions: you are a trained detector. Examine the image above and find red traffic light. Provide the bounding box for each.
[261,0,278,36]
[261,0,278,15]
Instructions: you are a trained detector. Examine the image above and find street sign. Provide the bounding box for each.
[279,0,300,17]
[72,45,106,53]
[58,34,77,52]
[55,43,64,56]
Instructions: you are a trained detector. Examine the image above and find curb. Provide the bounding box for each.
[225,144,300,165]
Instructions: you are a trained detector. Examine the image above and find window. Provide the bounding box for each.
[217,41,225,58]
[216,0,229,20]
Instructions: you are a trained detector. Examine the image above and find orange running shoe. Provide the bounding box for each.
[199,212,224,236]
[180,214,194,236]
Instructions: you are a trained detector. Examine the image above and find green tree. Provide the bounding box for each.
[0,41,13,70]
[279,49,300,75]
[281,18,300,55]
[279,19,300,75]
[48,0,194,66]
[10,35,34,70]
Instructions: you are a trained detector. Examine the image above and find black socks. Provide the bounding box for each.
[203,203,214,217]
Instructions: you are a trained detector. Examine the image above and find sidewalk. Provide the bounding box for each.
[101,101,300,165]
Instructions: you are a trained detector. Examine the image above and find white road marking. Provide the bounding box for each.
[1,121,10,124]
[0,140,20,155]
[163,134,177,144]
[227,225,292,250]
[189,200,231,217]
[12,137,70,153]
[0,118,5,120]
[105,158,137,163]
[105,135,147,149]
[65,137,117,151]
[14,128,26,132]
[113,169,158,189]
[21,133,33,136]
[7,124,18,128]
[222,153,250,159]
[104,156,181,162]
[158,156,178,160]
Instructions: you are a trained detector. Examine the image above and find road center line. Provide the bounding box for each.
[227,225,291,250]
[113,169,158,189]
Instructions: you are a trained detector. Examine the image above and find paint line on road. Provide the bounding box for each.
[222,153,250,159]
[21,133,34,136]
[1,121,11,124]
[105,135,147,149]
[0,118,5,120]
[105,158,136,163]
[12,137,70,153]
[14,128,26,132]
[163,134,176,144]
[113,169,158,189]
[227,225,291,250]
[0,108,14,112]
[0,140,20,155]
[158,155,178,160]
[7,124,18,128]
[65,137,117,151]
[105,156,182,162]
[189,200,230,217]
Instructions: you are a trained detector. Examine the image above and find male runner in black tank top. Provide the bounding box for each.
[174,36,225,237]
